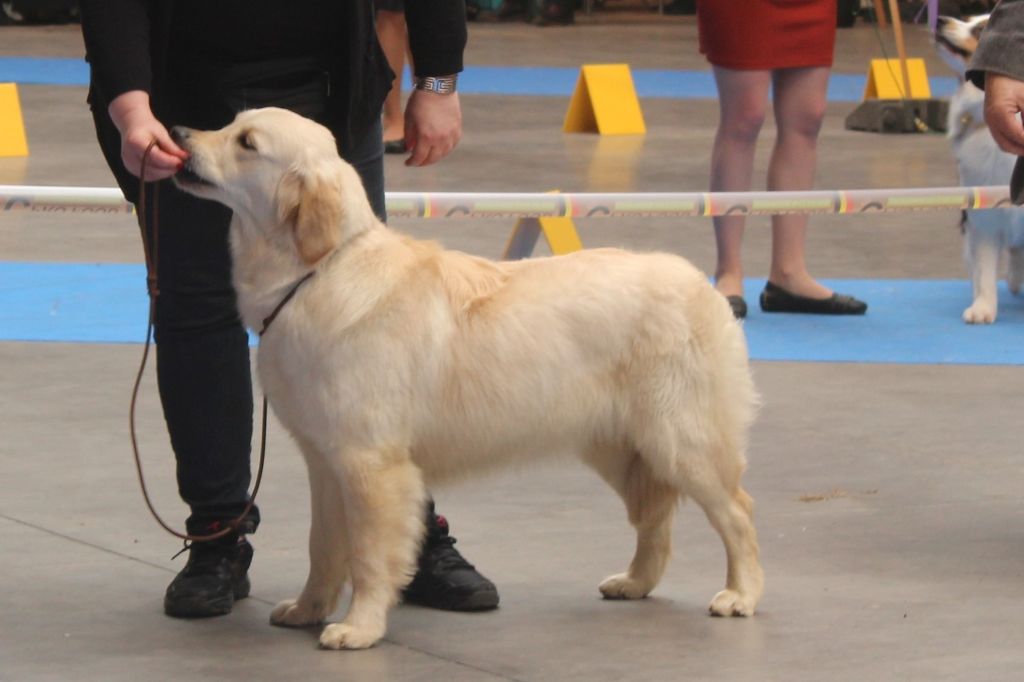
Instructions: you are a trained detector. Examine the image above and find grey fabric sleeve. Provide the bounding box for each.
[968,0,1024,89]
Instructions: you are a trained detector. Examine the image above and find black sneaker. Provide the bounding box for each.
[164,535,253,618]
[403,510,499,611]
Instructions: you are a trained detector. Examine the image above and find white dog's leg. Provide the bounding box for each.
[1008,247,1024,295]
[592,454,679,600]
[688,480,763,617]
[271,454,349,628]
[319,451,425,650]
[964,226,1002,324]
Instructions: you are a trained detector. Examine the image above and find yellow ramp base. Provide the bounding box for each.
[503,191,583,260]
[863,58,931,100]
[563,64,645,136]
[0,83,29,157]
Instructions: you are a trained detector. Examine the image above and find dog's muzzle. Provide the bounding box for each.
[174,162,214,189]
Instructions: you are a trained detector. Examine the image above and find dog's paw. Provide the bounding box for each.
[963,302,997,324]
[599,573,651,600]
[708,589,756,617]
[319,622,384,650]
[270,598,327,627]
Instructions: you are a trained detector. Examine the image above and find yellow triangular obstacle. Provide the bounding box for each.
[0,83,29,157]
[863,58,931,99]
[502,191,583,260]
[563,64,645,135]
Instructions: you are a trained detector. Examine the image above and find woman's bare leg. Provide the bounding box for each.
[766,66,832,299]
[710,66,772,299]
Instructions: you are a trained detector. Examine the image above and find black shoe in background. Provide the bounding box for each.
[759,281,868,315]
[164,535,254,618]
[403,508,499,611]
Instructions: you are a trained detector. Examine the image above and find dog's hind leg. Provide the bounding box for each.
[683,469,763,617]
[319,449,426,650]
[271,451,349,628]
[588,450,679,600]
[1008,247,1024,295]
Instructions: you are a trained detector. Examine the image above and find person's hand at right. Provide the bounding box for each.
[108,90,188,181]
[984,73,1024,156]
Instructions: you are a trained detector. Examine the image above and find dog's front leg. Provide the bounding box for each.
[272,453,349,627]
[964,225,1002,324]
[319,449,426,650]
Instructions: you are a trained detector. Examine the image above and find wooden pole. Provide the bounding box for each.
[873,0,887,29]
[887,0,913,98]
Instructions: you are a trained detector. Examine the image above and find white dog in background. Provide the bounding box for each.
[937,14,1024,324]
[171,108,764,650]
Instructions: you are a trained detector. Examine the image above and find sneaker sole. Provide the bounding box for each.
[451,589,500,611]
[164,577,250,619]
[164,594,234,618]
[405,586,500,612]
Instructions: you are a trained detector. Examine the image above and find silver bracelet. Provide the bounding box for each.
[413,75,458,95]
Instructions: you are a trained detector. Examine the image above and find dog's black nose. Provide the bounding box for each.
[170,126,191,145]
[936,15,950,29]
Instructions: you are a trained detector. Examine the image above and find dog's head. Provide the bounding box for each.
[935,14,989,75]
[172,107,375,266]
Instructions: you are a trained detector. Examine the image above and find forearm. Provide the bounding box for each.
[79,0,153,99]
[404,0,467,77]
[108,90,155,134]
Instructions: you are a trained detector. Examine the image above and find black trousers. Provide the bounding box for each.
[94,59,385,535]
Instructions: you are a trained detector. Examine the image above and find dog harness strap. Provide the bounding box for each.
[259,270,317,337]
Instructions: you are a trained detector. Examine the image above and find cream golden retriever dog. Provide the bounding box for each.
[171,107,763,650]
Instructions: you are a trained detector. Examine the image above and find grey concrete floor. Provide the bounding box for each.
[2,12,1023,682]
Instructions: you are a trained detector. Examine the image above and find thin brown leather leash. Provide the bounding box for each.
[129,141,267,544]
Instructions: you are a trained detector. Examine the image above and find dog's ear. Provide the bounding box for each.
[276,164,342,266]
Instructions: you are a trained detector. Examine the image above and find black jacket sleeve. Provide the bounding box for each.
[967,0,1024,89]
[79,0,154,99]
[405,0,468,77]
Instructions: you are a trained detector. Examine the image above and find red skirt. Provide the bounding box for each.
[697,0,837,70]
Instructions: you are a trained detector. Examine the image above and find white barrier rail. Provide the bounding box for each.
[0,184,1015,218]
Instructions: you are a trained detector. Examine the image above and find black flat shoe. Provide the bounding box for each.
[384,139,406,154]
[726,295,747,319]
[759,281,867,315]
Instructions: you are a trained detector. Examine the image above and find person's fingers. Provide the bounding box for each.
[404,140,432,167]
[153,128,189,159]
[419,145,444,167]
[122,143,182,180]
[141,127,188,162]
[405,138,453,167]
[984,74,1024,155]
[985,106,1024,153]
[405,126,458,166]
[143,153,183,181]
[119,118,189,179]
[991,125,1024,157]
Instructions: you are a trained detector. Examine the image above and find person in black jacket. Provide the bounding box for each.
[79,0,499,619]
[968,0,1024,156]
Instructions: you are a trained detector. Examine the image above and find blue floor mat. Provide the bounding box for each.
[740,278,1024,365]
[2,262,1022,365]
[0,57,959,103]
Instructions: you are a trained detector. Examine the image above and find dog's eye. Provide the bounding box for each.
[238,132,257,152]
